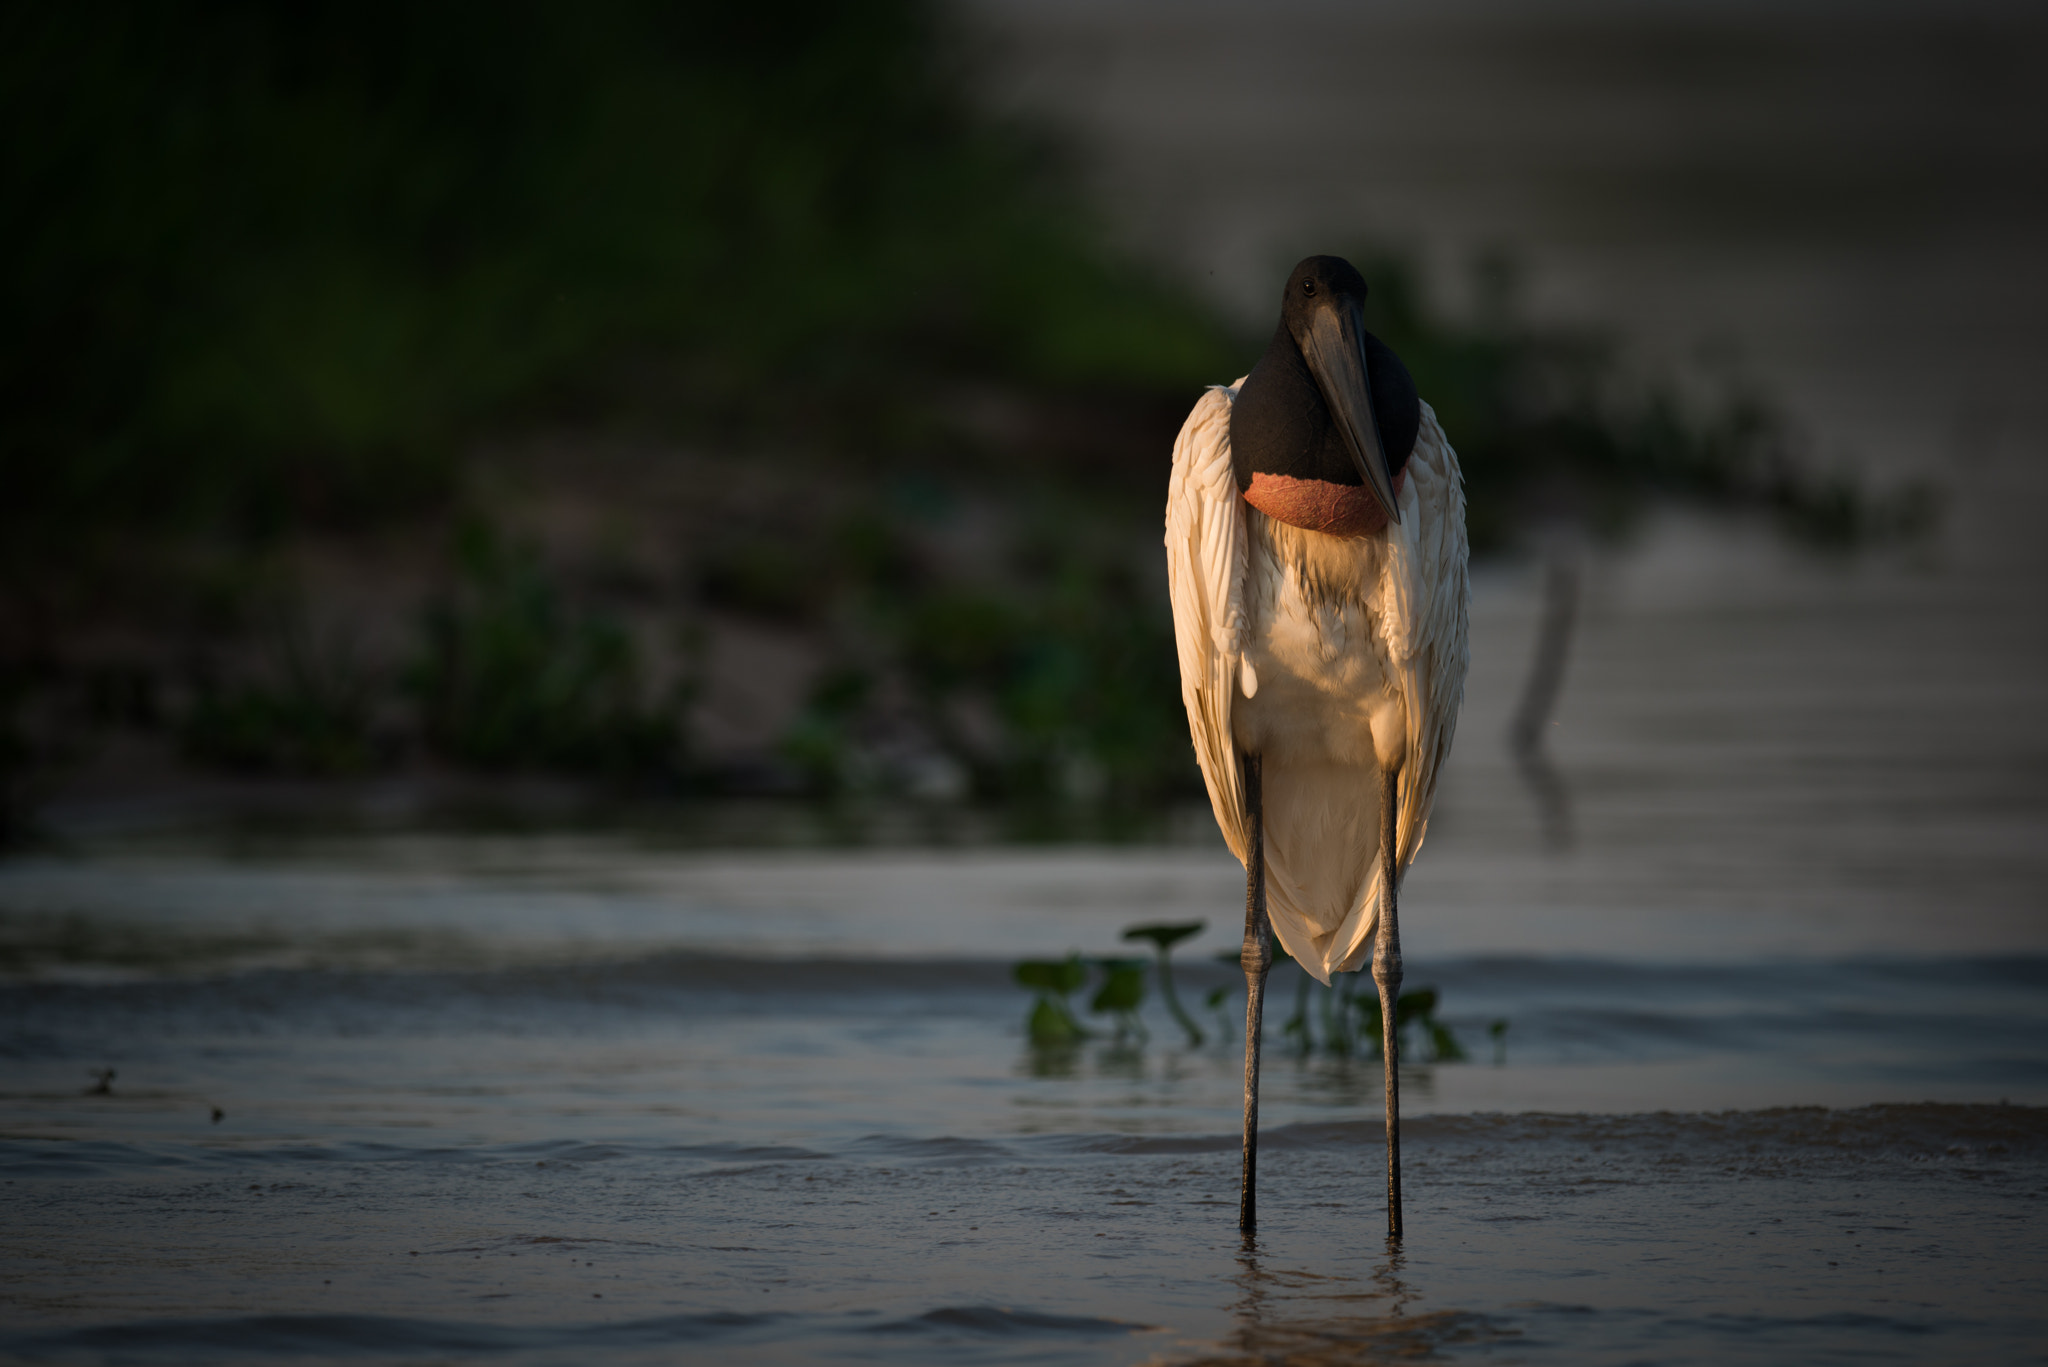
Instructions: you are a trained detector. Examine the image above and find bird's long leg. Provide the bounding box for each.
[1373,762,1404,1240]
[1238,752,1270,1236]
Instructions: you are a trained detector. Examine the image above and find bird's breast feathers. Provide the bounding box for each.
[1231,510,1402,771]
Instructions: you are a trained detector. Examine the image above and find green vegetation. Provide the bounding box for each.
[1017,924,1482,1064]
[1089,957,1150,1041]
[1286,973,1465,1062]
[1123,921,1207,1045]
[182,626,380,775]
[1011,950,1157,1048]
[0,0,1229,821]
[779,518,1189,805]
[1013,954,1092,1046]
[409,525,691,780]
[0,0,1226,549]
[1204,985,1237,1040]
[1221,941,1474,1062]
[1355,986,1467,1064]
[0,2,1930,831]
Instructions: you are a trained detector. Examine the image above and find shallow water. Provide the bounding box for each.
[4,1105,2046,1367]
[3,838,2046,1365]
[6,974,2047,1367]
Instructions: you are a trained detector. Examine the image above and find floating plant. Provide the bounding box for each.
[1356,986,1468,1063]
[1014,936,1487,1063]
[1089,957,1151,1042]
[1012,955,1092,1046]
[1121,920,1206,1045]
[1218,941,1485,1062]
[1204,985,1237,1041]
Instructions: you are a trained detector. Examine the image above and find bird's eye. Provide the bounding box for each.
[1301,280,1317,296]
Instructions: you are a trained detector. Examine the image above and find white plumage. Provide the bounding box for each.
[1166,378,1470,983]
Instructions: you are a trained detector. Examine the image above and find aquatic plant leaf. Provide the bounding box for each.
[1121,921,1204,950]
[1028,998,1087,1046]
[1013,961,1061,994]
[1090,964,1147,1013]
[1356,995,1385,1057]
[1013,954,1088,996]
[1397,987,1438,1020]
[1429,1022,1468,1063]
[1128,929,1205,1046]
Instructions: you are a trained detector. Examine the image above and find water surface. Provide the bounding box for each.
[3,838,2045,1364]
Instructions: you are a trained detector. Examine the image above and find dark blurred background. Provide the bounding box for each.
[3,0,2042,849]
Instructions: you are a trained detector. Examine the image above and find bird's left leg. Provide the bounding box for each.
[1373,762,1404,1240]
[1238,752,1270,1236]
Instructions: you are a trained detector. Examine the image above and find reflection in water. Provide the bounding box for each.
[1093,1040,1149,1080]
[1020,1036,1445,1107]
[1508,546,1580,850]
[1185,1239,1514,1365]
[1023,1040,1083,1078]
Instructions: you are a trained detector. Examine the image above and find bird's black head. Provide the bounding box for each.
[1231,255,1419,536]
[1277,255,1371,346]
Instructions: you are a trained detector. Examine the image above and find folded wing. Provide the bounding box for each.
[1165,382,1253,864]
[1384,402,1471,882]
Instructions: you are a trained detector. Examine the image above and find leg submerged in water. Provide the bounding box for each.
[1239,753,1270,1236]
[1373,763,1404,1240]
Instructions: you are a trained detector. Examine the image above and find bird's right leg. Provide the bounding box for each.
[1373,762,1404,1240]
[1239,752,1270,1236]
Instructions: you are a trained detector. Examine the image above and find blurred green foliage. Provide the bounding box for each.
[1013,952,1155,1047]
[1123,920,1206,1045]
[0,0,1228,545]
[408,524,690,778]
[1014,954,1091,1045]
[904,557,1183,800]
[1287,971,1465,1062]
[182,627,379,775]
[1014,936,1476,1066]
[761,500,1187,804]
[1354,984,1467,1064]
[1224,940,1472,1062]
[1089,956,1150,1040]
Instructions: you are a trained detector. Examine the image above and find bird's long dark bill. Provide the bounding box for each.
[1300,300,1402,526]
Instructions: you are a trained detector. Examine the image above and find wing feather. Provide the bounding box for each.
[1165,382,1252,864]
[1389,402,1469,871]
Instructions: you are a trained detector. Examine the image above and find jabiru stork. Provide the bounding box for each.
[1165,255,1470,1238]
